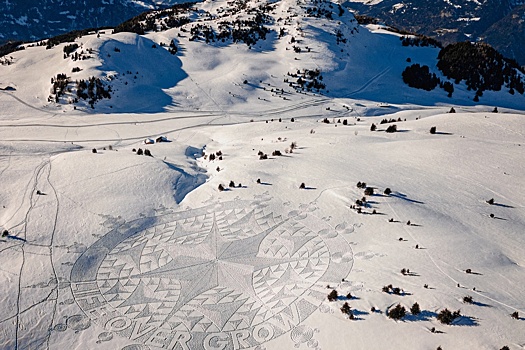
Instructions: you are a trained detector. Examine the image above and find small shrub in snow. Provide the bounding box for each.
[385,124,397,133]
[327,289,338,301]
[463,296,473,304]
[411,302,421,315]
[388,304,406,320]
[340,302,351,315]
[437,308,461,325]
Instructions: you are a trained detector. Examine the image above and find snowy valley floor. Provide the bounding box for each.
[0,93,524,349]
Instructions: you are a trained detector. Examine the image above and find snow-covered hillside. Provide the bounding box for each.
[2,0,524,114]
[0,0,524,349]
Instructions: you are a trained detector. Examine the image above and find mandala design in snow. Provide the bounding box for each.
[71,201,353,349]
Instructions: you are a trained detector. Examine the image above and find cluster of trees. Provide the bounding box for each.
[335,29,347,45]
[402,64,440,91]
[199,14,271,46]
[304,0,342,21]
[437,41,525,97]
[380,117,401,124]
[0,41,25,58]
[354,15,379,25]
[190,24,217,43]
[382,284,402,295]
[400,35,442,48]
[46,28,112,50]
[114,3,193,35]
[50,73,69,102]
[286,68,326,92]
[402,64,455,96]
[76,77,112,107]
[114,0,272,48]
[63,43,79,56]
[437,308,461,325]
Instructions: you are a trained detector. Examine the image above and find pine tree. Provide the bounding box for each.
[410,302,421,315]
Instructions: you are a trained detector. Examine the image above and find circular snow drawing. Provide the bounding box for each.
[71,201,353,349]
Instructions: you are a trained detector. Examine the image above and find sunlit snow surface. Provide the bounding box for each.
[0,0,524,348]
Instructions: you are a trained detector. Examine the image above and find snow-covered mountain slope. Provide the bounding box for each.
[0,0,524,349]
[344,0,525,65]
[2,0,524,116]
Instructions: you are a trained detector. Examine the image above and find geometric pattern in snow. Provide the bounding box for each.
[71,201,353,349]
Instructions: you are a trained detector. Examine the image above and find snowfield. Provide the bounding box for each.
[0,0,524,349]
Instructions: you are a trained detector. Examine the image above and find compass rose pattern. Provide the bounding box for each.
[71,201,353,349]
